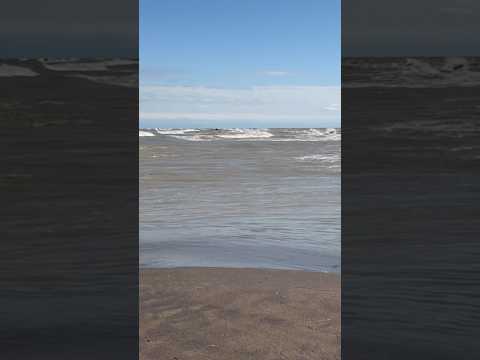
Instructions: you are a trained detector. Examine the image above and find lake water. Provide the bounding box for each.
[140,128,340,272]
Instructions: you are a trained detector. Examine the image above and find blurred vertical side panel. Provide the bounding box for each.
[342,1,480,359]
[0,1,138,359]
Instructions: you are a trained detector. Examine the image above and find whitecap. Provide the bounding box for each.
[216,129,273,139]
[272,128,341,142]
[155,128,200,135]
[139,130,155,137]
[295,154,340,162]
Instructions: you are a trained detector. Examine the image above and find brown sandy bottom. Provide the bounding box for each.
[141,268,340,360]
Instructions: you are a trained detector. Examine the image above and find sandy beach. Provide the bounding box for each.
[140,268,340,360]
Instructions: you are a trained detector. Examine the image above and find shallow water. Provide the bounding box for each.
[140,128,340,272]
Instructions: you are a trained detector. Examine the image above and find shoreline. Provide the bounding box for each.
[141,267,340,360]
[140,265,340,273]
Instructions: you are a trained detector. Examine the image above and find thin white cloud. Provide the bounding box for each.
[140,85,340,125]
[140,112,323,121]
[324,103,340,111]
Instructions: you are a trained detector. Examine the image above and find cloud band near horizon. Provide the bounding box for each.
[140,85,340,128]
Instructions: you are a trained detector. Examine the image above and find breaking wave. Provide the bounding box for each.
[139,128,341,142]
[216,129,273,139]
[270,128,340,142]
[296,154,339,161]
[154,128,200,135]
[139,130,155,137]
[294,153,341,170]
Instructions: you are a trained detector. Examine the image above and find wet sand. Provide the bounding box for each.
[140,268,340,360]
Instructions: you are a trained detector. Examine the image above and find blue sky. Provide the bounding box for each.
[140,0,340,128]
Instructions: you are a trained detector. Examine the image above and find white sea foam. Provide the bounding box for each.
[170,128,274,141]
[304,128,325,136]
[170,135,212,141]
[140,128,341,142]
[155,128,200,135]
[0,64,38,77]
[216,129,274,139]
[139,130,155,137]
[295,153,340,162]
[272,128,341,142]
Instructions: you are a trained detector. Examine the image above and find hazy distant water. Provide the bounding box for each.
[140,128,340,272]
